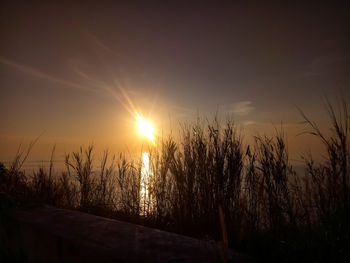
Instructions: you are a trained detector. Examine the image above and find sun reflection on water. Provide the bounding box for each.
[140,152,152,214]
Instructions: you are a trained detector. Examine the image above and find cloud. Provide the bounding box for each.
[302,51,348,77]
[242,120,257,126]
[0,57,141,118]
[0,57,97,93]
[221,101,254,116]
[309,53,347,70]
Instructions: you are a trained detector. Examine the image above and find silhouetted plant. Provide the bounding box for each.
[299,97,349,218]
[1,98,349,262]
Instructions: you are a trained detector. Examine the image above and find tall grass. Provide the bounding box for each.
[1,99,349,262]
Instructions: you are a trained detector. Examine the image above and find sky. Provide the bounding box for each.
[0,2,349,166]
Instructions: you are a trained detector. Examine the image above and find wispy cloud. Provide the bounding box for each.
[0,57,97,93]
[220,101,254,116]
[242,120,257,126]
[0,57,142,118]
[303,51,348,77]
[309,53,347,70]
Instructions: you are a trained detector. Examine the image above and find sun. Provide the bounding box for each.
[136,112,155,144]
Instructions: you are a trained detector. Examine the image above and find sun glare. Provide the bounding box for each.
[136,113,155,144]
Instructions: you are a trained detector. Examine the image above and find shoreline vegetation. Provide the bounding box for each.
[1,99,349,262]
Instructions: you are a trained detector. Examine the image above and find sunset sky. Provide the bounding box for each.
[1,2,349,165]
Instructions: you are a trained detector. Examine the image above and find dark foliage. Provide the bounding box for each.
[1,100,349,262]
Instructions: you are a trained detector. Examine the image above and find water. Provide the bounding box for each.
[140,152,152,215]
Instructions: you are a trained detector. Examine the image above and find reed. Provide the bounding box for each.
[1,99,349,262]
